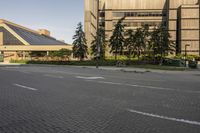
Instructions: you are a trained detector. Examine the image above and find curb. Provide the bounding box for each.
[0,63,200,74]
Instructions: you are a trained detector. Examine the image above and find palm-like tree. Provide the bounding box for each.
[109,17,125,60]
[72,22,88,61]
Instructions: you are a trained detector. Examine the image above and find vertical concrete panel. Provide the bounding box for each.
[0,32,3,45]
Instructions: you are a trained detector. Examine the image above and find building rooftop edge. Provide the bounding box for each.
[0,19,69,45]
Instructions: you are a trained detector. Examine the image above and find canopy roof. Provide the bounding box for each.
[0,19,67,45]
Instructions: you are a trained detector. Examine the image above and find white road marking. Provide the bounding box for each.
[52,70,165,82]
[97,81,122,85]
[44,74,63,79]
[14,84,38,91]
[127,109,200,126]
[76,76,105,80]
[126,83,174,91]
[87,80,200,94]
[97,81,174,91]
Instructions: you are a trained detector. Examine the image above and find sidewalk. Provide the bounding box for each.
[79,66,188,73]
[0,63,200,74]
[80,66,200,74]
[0,62,22,67]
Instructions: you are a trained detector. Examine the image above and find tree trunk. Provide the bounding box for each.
[159,52,163,65]
[137,49,140,60]
[115,47,117,61]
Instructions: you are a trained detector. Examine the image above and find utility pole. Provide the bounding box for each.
[96,0,100,68]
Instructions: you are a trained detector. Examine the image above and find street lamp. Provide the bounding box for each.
[185,44,190,67]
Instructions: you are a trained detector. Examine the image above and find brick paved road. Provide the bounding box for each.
[0,66,200,133]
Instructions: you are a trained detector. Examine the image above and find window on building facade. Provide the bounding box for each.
[113,21,165,28]
[113,12,166,17]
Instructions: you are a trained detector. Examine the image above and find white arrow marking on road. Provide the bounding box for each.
[127,109,200,126]
[14,84,38,91]
[76,76,104,80]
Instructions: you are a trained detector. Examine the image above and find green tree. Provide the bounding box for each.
[29,51,47,57]
[124,25,150,61]
[149,26,161,58]
[134,28,145,59]
[50,49,72,60]
[161,27,175,56]
[124,29,136,60]
[142,24,151,58]
[109,17,125,60]
[150,26,175,64]
[90,28,106,59]
[72,22,88,61]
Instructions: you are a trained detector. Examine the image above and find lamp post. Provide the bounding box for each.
[96,0,100,68]
[185,44,190,67]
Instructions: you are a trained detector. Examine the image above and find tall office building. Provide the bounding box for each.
[84,0,200,55]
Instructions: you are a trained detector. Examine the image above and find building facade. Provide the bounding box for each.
[84,0,200,55]
[0,19,72,62]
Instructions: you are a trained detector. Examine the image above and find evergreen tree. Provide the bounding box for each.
[142,24,151,57]
[109,17,125,60]
[72,22,88,61]
[150,26,175,64]
[90,28,106,59]
[124,29,136,60]
[134,28,145,59]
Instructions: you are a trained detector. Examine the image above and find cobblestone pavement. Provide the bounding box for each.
[0,66,200,133]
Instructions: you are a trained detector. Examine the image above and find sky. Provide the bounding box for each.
[0,0,84,44]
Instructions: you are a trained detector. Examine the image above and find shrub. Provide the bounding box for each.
[10,59,29,64]
[174,54,200,61]
[188,60,198,69]
[163,58,185,67]
[10,59,117,66]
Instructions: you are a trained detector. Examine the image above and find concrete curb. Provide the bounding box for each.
[0,63,200,74]
[0,63,23,67]
[86,67,151,73]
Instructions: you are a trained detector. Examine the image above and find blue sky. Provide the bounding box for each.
[0,0,84,44]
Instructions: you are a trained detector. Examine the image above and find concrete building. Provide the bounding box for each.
[0,19,72,62]
[84,0,200,55]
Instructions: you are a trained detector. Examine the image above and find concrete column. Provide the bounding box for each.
[23,51,26,60]
[0,32,3,45]
[46,51,50,61]
[199,1,200,55]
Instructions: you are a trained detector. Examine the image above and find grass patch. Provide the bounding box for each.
[10,59,192,71]
[10,59,29,64]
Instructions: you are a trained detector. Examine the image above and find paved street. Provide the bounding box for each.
[0,65,200,133]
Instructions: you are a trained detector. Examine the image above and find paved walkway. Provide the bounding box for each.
[0,63,200,74]
[80,66,200,74]
[0,62,22,66]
